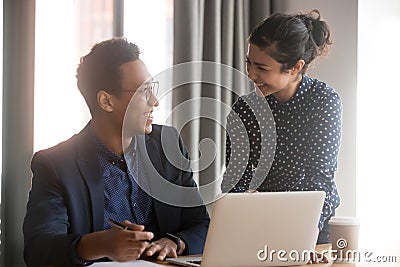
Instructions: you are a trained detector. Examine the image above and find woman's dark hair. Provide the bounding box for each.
[249,10,332,74]
[76,37,140,113]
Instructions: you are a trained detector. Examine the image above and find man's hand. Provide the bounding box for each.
[144,237,186,261]
[76,220,154,262]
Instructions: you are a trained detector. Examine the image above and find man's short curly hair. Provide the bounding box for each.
[76,38,140,113]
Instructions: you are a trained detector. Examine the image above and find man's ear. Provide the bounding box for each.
[290,59,305,75]
[97,90,114,112]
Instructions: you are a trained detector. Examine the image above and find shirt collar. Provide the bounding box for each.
[125,136,137,156]
[267,75,313,108]
[89,126,124,163]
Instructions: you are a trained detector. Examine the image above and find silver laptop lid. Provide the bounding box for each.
[201,191,325,267]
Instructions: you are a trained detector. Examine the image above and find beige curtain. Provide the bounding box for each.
[1,1,35,266]
[172,0,273,203]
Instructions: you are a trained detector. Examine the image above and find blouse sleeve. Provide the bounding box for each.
[291,91,342,229]
[221,105,251,193]
[221,98,256,193]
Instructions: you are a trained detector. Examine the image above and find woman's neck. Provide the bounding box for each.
[273,74,303,103]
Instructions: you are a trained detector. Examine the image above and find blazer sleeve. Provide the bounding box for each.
[161,126,210,255]
[23,151,86,267]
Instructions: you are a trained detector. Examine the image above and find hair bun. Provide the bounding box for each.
[302,10,332,55]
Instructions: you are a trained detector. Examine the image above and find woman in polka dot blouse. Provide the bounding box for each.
[221,10,341,244]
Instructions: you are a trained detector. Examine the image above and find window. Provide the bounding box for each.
[357,0,400,250]
[34,0,173,151]
[124,0,173,125]
[34,0,113,151]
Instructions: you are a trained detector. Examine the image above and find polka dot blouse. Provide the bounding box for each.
[221,75,342,230]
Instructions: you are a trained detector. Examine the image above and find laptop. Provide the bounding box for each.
[166,191,325,267]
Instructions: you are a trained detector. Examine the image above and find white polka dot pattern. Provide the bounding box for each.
[222,75,342,230]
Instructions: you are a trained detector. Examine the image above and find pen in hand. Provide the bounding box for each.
[108,218,132,230]
[107,218,156,246]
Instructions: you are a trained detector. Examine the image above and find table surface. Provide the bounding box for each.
[151,244,400,267]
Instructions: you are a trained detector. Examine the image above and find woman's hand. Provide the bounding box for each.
[245,189,258,193]
[308,251,329,264]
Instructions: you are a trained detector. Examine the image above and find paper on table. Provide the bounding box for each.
[92,259,165,266]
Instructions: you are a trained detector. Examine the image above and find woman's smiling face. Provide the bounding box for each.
[246,43,302,102]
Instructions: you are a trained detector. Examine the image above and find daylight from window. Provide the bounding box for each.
[357,1,400,252]
[34,1,172,152]
[124,0,173,125]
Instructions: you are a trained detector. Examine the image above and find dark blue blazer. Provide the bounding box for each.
[23,123,209,267]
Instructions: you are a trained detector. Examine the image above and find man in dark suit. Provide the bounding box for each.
[23,38,209,266]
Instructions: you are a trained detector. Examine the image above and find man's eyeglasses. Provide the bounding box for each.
[110,81,159,101]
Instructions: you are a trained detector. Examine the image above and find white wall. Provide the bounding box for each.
[274,0,358,217]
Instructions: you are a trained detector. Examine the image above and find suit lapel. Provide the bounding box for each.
[138,133,175,234]
[75,123,104,232]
